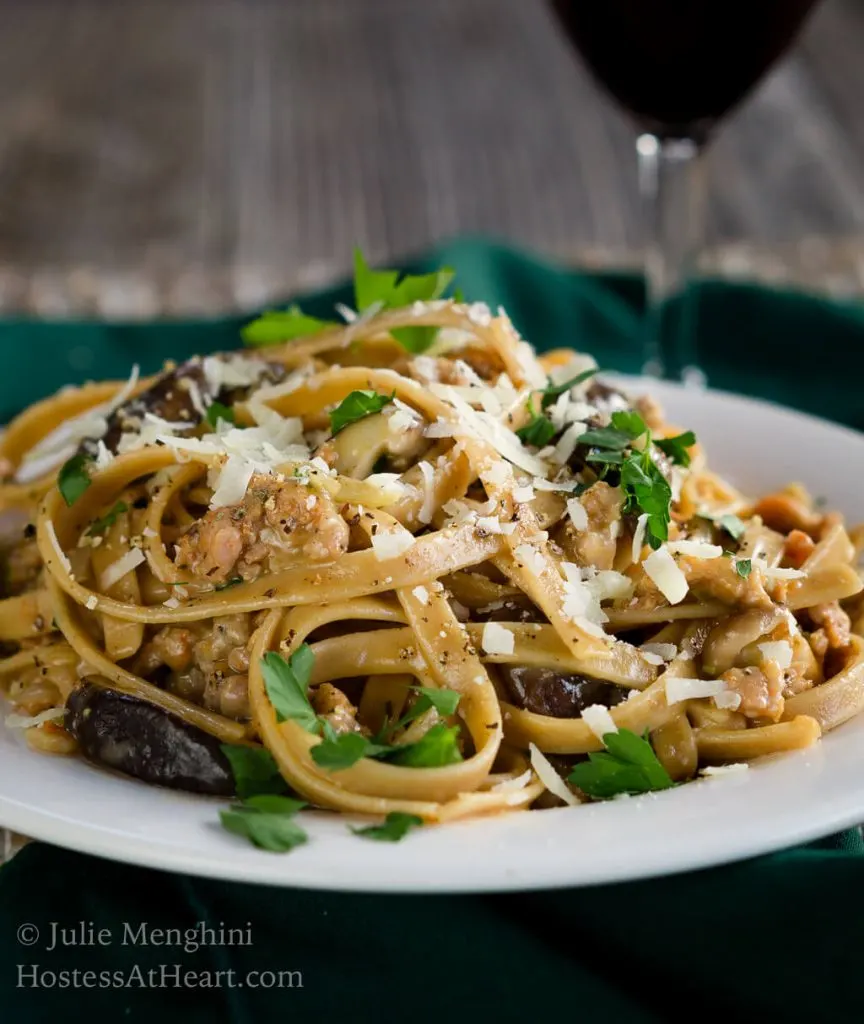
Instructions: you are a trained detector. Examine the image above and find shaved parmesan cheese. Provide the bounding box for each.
[667,539,724,559]
[714,691,742,711]
[99,547,146,591]
[490,768,533,793]
[548,391,571,430]
[529,744,580,806]
[481,621,515,656]
[210,455,255,507]
[513,484,535,503]
[585,570,633,602]
[94,440,114,471]
[641,651,665,666]
[514,543,546,575]
[142,526,159,539]
[417,461,435,524]
[203,354,269,393]
[411,585,429,606]
[701,763,749,777]
[163,596,180,610]
[44,521,72,576]
[665,677,727,704]
[581,704,618,741]
[631,513,648,562]
[513,341,549,389]
[643,547,689,605]
[475,516,516,536]
[761,566,807,581]
[466,302,492,327]
[532,477,581,493]
[757,640,793,669]
[5,707,66,730]
[371,528,415,561]
[483,461,510,487]
[566,498,588,531]
[552,421,586,466]
[640,642,678,662]
[85,595,98,611]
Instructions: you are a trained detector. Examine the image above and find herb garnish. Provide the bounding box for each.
[241,305,337,347]
[221,744,291,800]
[539,367,599,409]
[568,728,674,799]
[87,500,129,536]
[352,812,423,842]
[735,559,752,579]
[261,649,464,771]
[58,453,94,506]
[329,389,395,435]
[353,248,455,353]
[214,576,243,591]
[220,794,308,852]
[205,401,236,427]
[655,430,697,467]
[516,399,557,448]
[717,514,746,540]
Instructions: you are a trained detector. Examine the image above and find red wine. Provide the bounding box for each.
[550,0,820,140]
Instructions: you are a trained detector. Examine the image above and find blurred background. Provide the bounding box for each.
[0,0,861,317]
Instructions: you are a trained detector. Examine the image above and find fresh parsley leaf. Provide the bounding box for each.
[411,686,461,719]
[214,576,243,591]
[58,453,93,506]
[539,368,599,409]
[220,744,290,800]
[655,430,697,467]
[205,401,236,428]
[242,305,336,346]
[717,514,746,540]
[610,409,648,439]
[585,449,626,466]
[452,287,466,303]
[735,558,752,579]
[353,248,456,353]
[87,500,128,536]
[386,723,463,767]
[578,426,635,451]
[329,389,395,435]
[567,728,674,799]
[352,812,423,842]
[310,728,394,771]
[260,646,319,733]
[620,454,673,548]
[219,794,308,852]
[516,405,557,448]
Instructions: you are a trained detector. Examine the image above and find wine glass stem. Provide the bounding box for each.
[637,133,706,381]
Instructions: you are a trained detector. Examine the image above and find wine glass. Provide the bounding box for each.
[549,0,821,381]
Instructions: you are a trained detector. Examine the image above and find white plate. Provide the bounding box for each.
[1,378,863,893]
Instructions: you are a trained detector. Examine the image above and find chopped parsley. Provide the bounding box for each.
[221,744,291,800]
[86,500,128,536]
[516,398,557,448]
[568,728,674,799]
[655,430,697,467]
[241,304,337,347]
[260,646,319,733]
[205,401,236,428]
[735,558,752,579]
[58,453,94,506]
[219,794,308,852]
[352,812,423,842]
[717,514,746,540]
[261,649,464,770]
[539,367,599,409]
[578,410,690,549]
[354,248,455,353]
[329,389,395,435]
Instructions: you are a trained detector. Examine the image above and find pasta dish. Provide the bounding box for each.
[1,254,862,849]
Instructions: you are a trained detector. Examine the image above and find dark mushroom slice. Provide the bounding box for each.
[79,354,286,458]
[65,683,236,796]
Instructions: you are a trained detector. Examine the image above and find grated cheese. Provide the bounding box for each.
[85,595,98,611]
[757,640,793,670]
[411,585,429,606]
[761,566,807,581]
[667,539,724,559]
[552,421,587,466]
[371,528,416,561]
[640,642,678,662]
[643,547,689,605]
[483,461,510,487]
[529,744,580,806]
[202,354,269,393]
[481,621,515,656]
[514,543,546,575]
[99,547,146,591]
[566,498,588,531]
[581,704,618,741]
[532,477,581,493]
[714,691,742,711]
[5,707,66,731]
[512,484,535,503]
[701,763,749,777]
[475,516,517,536]
[417,461,435,524]
[665,677,727,704]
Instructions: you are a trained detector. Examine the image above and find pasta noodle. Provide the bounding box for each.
[0,290,861,833]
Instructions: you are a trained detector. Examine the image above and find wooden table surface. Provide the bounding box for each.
[0,0,863,316]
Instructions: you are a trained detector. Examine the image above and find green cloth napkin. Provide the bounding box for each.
[1,238,863,1022]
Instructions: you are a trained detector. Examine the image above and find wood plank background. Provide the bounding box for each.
[0,0,862,315]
